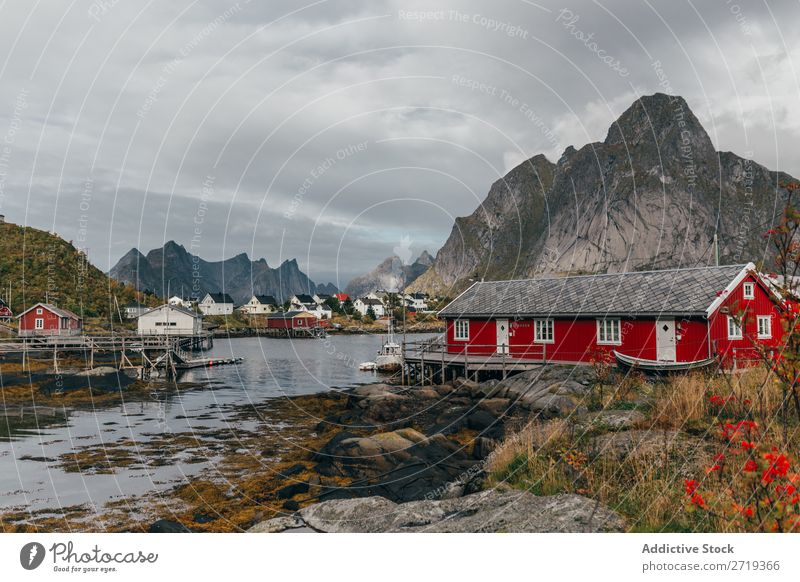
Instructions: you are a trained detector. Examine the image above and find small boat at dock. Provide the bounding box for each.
[375,319,403,373]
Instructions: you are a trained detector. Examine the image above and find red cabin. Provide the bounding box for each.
[266,310,321,329]
[0,299,12,322]
[438,263,784,369]
[17,303,82,337]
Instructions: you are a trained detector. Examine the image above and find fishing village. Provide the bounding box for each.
[2,202,800,535]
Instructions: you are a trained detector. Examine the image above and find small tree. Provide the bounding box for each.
[366,305,377,320]
[342,298,354,315]
[324,296,342,314]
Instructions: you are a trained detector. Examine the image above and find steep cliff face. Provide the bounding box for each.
[344,250,434,298]
[409,93,796,296]
[109,242,337,303]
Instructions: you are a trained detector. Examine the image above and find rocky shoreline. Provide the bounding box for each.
[236,365,629,533]
[2,363,640,532]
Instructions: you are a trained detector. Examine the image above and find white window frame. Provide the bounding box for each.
[757,315,772,339]
[36,308,43,315]
[534,318,554,343]
[454,319,470,341]
[743,282,755,300]
[596,318,622,345]
[727,315,743,340]
[34,318,44,329]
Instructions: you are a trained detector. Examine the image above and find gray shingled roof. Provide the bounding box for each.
[439,264,749,318]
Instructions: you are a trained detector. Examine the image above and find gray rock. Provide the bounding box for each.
[249,489,625,533]
[577,409,646,431]
[492,366,593,417]
[248,515,304,533]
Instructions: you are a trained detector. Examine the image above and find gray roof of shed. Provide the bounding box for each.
[438,264,750,318]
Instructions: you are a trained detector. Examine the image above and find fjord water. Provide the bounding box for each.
[0,334,433,515]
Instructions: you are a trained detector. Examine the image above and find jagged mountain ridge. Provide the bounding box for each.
[109,241,338,304]
[344,250,433,298]
[409,93,797,295]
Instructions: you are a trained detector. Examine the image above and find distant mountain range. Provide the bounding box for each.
[409,93,797,295]
[344,250,433,298]
[109,241,338,304]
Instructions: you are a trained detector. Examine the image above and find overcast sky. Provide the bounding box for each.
[0,0,798,287]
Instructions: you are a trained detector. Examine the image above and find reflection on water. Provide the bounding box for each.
[0,334,433,513]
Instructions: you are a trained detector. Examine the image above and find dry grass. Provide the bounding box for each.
[486,367,797,532]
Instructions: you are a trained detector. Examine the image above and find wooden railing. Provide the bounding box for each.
[402,338,547,363]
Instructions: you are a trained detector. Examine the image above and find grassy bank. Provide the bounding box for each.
[485,368,799,532]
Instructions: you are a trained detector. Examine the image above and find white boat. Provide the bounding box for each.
[375,318,403,373]
[613,350,716,372]
[359,361,377,371]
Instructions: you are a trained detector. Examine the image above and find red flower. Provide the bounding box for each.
[690,492,705,508]
[742,506,754,518]
[762,453,790,484]
[684,479,699,495]
[741,440,756,450]
[744,460,759,472]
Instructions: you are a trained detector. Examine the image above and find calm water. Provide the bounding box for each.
[0,334,434,514]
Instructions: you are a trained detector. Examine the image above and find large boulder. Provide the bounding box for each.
[311,428,480,503]
[249,488,625,533]
[490,366,594,417]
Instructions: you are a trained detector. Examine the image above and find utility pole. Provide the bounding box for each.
[713,233,720,267]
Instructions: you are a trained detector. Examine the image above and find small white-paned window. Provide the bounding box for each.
[727,316,743,339]
[757,315,772,339]
[534,319,554,343]
[743,282,755,300]
[454,320,470,341]
[36,308,42,314]
[597,319,621,345]
[35,318,44,329]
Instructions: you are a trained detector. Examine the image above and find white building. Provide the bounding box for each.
[123,303,149,319]
[168,296,192,308]
[309,303,333,320]
[290,294,315,311]
[137,304,203,336]
[198,293,235,315]
[313,293,332,305]
[240,295,279,315]
[354,297,385,317]
[404,293,429,310]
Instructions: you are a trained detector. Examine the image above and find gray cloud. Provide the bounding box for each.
[1,0,798,285]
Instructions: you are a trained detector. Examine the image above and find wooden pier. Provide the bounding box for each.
[0,331,223,379]
[402,337,545,385]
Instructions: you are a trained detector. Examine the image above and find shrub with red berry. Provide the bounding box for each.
[683,419,800,532]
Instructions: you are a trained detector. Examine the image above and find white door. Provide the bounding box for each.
[496,319,510,354]
[655,318,676,361]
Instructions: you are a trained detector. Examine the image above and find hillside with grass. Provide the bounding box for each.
[0,221,153,318]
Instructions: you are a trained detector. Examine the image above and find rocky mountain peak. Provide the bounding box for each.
[416,250,434,266]
[408,93,795,296]
[605,93,714,158]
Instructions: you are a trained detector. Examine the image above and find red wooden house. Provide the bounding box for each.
[266,310,325,329]
[438,263,784,369]
[0,299,12,322]
[17,303,82,337]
